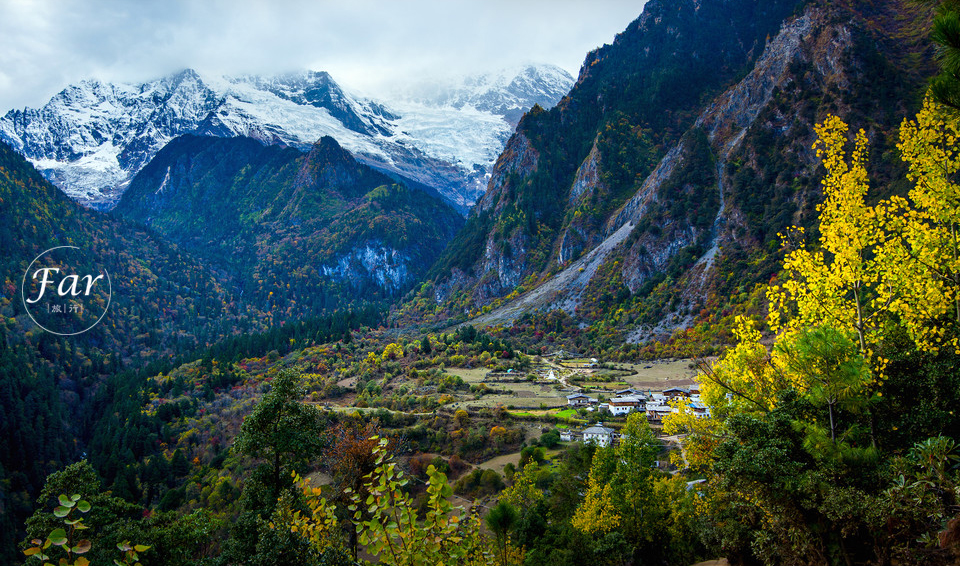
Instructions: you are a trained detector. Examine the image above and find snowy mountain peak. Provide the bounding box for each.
[395,64,574,125]
[0,65,573,210]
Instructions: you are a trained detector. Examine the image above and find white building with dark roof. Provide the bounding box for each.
[567,393,590,406]
[663,387,690,399]
[582,423,616,447]
[608,395,646,416]
[559,429,581,442]
[567,393,597,407]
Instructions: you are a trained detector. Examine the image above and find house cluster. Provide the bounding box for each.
[565,385,709,426]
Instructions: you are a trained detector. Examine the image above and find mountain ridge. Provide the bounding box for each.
[0,65,573,211]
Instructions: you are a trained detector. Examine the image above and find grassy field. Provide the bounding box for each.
[617,359,700,389]
[505,410,540,418]
[462,381,568,409]
[326,360,700,418]
[442,367,490,383]
[474,451,522,474]
[474,446,564,475]
[312,405,432,417]
[576,381,631,390]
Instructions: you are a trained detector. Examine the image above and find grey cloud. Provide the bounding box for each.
[0,0,644,110]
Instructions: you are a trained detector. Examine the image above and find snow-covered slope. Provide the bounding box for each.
[398,64,576,126]
[0,65,573,211]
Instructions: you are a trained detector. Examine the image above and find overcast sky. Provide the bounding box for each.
[0,0,646,111]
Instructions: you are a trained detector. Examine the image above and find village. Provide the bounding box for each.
[559,382,709,447]
[438,353,709,451]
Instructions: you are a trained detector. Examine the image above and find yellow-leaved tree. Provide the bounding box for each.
[498,462,544,510]
[666,110,926,461]
[768,115,888,362]
[573,414,703,564]
[880,97,960,353]
[571,414,660,536]
[662,96,960,566]
[771,101,960,362]
[663,318,783,471]
[279,437,516,566]
[667,99,960,468]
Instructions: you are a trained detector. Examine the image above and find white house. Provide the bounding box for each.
[582,423,616,447]
[567,393,592,407]
[559,429,581,442]
[608,395,645,415]
[688,400,711,419]
[663,387,690,400]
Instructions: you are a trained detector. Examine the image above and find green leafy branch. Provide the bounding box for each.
[23,493,151,566]
[23,494,92,566]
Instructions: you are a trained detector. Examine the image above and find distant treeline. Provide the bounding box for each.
[201,304,384,364]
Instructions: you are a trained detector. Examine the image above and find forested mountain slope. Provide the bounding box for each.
[0,139,269,560]
[114,135,464,314]
[6,1,960,565]
[412,0,934,352]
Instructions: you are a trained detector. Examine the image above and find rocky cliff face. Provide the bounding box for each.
[427,0,804,307]
[422,0,934,336]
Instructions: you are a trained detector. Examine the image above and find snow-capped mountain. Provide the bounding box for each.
[0,65,573,211]
[397,64,576,126]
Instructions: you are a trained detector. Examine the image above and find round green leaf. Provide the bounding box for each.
[76,500,91,513]
[48,528,67,546]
